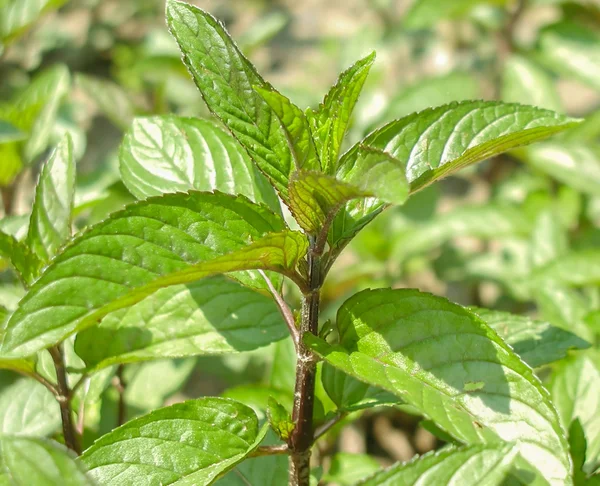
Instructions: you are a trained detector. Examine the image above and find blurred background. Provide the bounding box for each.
[1,0,600,483]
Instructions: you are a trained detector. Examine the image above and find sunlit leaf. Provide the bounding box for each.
[0,436,92,486]
[119,115,279,212]
[0,192,307,357]
[470,307,590,368]
[359,443,518,486]
[307,52,375,173]
[80,398,266,486]
[166,0,295,202]
[26,134,76,262]
[307,289,572,484]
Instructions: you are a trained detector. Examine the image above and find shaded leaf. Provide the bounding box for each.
[80,397,265,486]
[323,453,380,485]
[0,119,25,143]
[359,444,517,486]
[307,289,571,484]
[26,134,76,262]
[0,436,92,486]
[75,276,287,372]
[321,364,398,412]
[570,419,588,485]
[307,52,375,173]
[1,191,307,357]
[119,115,279,212]
[551,354,600,473]
[0,229,42,285]
[0,378,60,436]
[166,0,295,201]
[470,307,590,368]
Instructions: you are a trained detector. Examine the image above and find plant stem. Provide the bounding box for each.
[288,238,321,486]
[113,365,127,427]
[259,270,299,348]
[1,186,14,216]
[49,345,80,454]
[248,444,289,457]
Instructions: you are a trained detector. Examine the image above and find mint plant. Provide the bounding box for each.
[0,0,598,485]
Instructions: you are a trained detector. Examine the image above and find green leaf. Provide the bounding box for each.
[340,101,578,194]
[1,191,307,357]
[254,87,319,171]
[502,55,562,112]
[75,73,135,130]
[551,354,600,473]
[267,396,294,441]
[119,115,279,212]
[570,419,588,485]
[515,142,600,196]
[376,72,481,123]
[469,307,590,368]
[6,64,70,163]
[0,229,42,285]
[321,364,398,412]
[166,0,295,202]
[532,250,600,287]
[337,146,409,205]
[0,0,67,42]
[0,119,25,143]
[75,276,287,372]
[306,289,572,484]
[323,453,380,485]
[26,134,76,262]
[537,22,600,92]
[307,52,375,173]
[0,377,60,436]
[289,170,369,235]
[80,397,265,486]
[214,430,288,486]
[0,436,93,486]
[358,444,518,486]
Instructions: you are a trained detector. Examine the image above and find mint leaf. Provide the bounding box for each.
[502,54,562,112]
[537,22,600,92]
[0,436,92,486]
[0,0,67,42]
[267,396,294,441]
[470,307,590,368]
[289,170,369,235]
[341,101,578,194]
[306,289,572,484]
[515,142,600,196]
[0,229,42,286]
[75,73,135,130]
[1,192,307,357]
[307,52,375,174]
[404,0,509,29]
[26,134,76,262]
[166,0,295,202]
[254,87,319,171]
[0,119,25,143]
[120,115,279,211]
[75,276,288,372]
[551,354,600,473]
[0,377,60,436]
[323,453,380,485]
[359,444,517,486]
[80,398,266,485]
[532,250,600,287]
